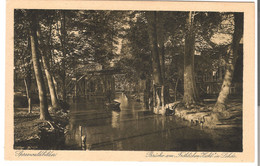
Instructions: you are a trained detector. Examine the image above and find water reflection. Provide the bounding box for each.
[111,111,120,129]
[65,92,242,151]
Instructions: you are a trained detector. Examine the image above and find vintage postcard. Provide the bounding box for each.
[5,0,255,162]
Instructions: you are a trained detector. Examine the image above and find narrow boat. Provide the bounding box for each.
[105,101,121,111]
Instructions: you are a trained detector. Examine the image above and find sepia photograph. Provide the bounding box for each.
[13,9,244,151]
[5,0,255,162]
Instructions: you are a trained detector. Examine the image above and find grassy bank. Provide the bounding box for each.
[174,99,242,129]
[14,105,69,150]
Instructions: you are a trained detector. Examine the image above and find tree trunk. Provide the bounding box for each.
[156,11,165,82]
[175,76,180,101]
[158,43,168,103]
[156,12,170,104]
[183,11,199,106]
[60,10,67,102]
[41,54,60,109]
[146,11,162,86]
[36,25,60,110]
[213,13,243,113]
[24,78,32,114]
[52,76,58,99]
[28,11,51,120]
[161,85,164,110]
[146,11,164,113]
[158,41,165,83]
[23,36,32,114]
[144,77,151,109]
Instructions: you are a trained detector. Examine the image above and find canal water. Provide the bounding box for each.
[65,92,242,151]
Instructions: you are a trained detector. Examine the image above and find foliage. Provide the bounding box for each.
[14,10,241,100]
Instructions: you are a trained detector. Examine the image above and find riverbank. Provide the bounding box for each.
[14,106,69,150]
[173,99,242,129]
[65,94,242,151]
[124,92,242,129]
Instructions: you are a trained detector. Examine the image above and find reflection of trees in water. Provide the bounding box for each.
[64,123,81,147]
[154,116,165,130]
[111,111,120,128]
[65,112,89,149]
[113,141,123,150]
[154,116,172,140]
[65,103,81,147]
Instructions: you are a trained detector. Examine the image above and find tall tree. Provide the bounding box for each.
[146,11,164,113]
[28,11,51,120]
[118,11,153,108]
[213,13,243,114]
[23,37,32,113]
[36,15,60,109]
[14,10,33,113]
[156,12,166,83]
[59,10,67,102]
[183,11,199,105]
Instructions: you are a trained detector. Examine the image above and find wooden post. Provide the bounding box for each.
[24,78,32,113]
[153,82,156,108]
[85,81,88,97]
[75,81,77,97]
[79,125,82,136]
[83,77,86,98]
[111,75,115,99]
[161,85,164,109]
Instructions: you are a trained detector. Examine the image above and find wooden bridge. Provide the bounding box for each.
[66,69,121,100]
